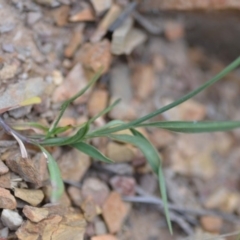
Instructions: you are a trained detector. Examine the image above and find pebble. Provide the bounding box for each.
[14,188,44,206]
[200,216,223,233]
[0,188,17,209]
[58,149,91,182]
[27,11,42,25]
[2,43,14,53]
[52,5,70,26]
[164,21,185,41]
[82,177,110,207]
[0,160,9,175]
[0,227,9,239]
[1,209,23,230]
[69,7,95,22]
[52,63,90,104]
[91,234,118,240]
[106,142,136,163]
[22,205,49,223]
[131,64,155,101]
[88,89,109,117]
[76,39,112,75]
[67,186,83,207]
[110,176,136,196]
[94,218,107,235]
[0,23,15,33]
[90,0,112,15]
[102,192,130,233]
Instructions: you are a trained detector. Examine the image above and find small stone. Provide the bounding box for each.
[132,65,155,100]
[69,7,95,22]
[164,21,184,41]
[111,17,133,55]
[82,177,110,207]
[58,149,91,182]
[91,234,118,240]
[88,89,108,117]
[0,188,17,209]
[14,188,44,206]
[2,43,14,53]
[200,216,223,233]
[6,152,48,187]
[149,129,175,148]
[0,160,9,175]
[67,186,83,207]
[162,99,206,121]
[76,39,112,75]
[106,142,136,163]
[0,24,15,33]
[1,209,23,230]
[90,0,112,15]
[64,25,84,58]
[23,206,49,223]
[94,219,107,235]
[102,192,130,233]
[90,4,122,43]
[110,176,136,196]
[52,70,63,85]
[52,63,90,104]
[0,62,19,81]
[0,227,9,239]
[0,173,11,189]
[27,12,42,25]
[81,198,98,222]
[52,5,70,26]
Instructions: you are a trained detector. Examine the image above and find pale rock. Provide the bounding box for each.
[0,173,11,189]
[0,160,9,175]
[90,0,112,15]
[58,148,90,182]
[200,216,223,233]
[123,28,147,55]
[81,198,98,222]
[23,205,49,223]
[149,129,175,148]
[132,65,155,100]
[52,63,90,104]
[164,21,184,41]
[111,17,133,55]
[102,192,130,233]
[67,186,83,207]
[0,62,19,80]
[88,89,108,117]
[106,142,136,163]
[162,98,206,121]
[91,4,122,43]
[82,177,110,207]
[52,70,63,86]
[0,188,17,209]
[14,188,44,206]
[94,219,107,235]
[27,12,42,25]
[0,78,46,114]
[52,5,70,26]
[69,7,95,22]
[1,209,23,230]
[76,40,112,75]
[64,25,84,58]
[110,176,136,196]
[0,227,9,239]
[91,234,118,240]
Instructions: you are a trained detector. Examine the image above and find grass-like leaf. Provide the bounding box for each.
[108,129,172,233]
[138,121,240,133]
[71,142,113,163]
[47,69,102,137]
[11,122,49,132]
[39,146,64,203]
[88,56,240,136]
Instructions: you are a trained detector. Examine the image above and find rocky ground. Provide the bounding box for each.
[1,0,240,240]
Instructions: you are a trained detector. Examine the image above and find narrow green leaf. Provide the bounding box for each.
[158,166,173,235]
[109,129,172,232]
[41,123,89,146]
[87,56,240,135]
[39,146,64,203]
[71,142,113,163]
[51,125,73,135]
[138,121,240,133]
[11,122,49,132]
[47,69,102,136]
